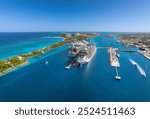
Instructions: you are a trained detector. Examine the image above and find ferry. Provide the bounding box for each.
[76,43,97,66]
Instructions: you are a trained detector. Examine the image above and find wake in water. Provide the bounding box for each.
[129,58,146,78]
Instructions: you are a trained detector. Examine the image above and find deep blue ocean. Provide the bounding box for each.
[0,32,150,102]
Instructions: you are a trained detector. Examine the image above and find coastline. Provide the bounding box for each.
[0,40,65,77]
[0,44,67,77]
[138,51,150,61]
[0,61,28,77]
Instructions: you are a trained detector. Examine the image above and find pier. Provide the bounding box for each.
[117,49,137,52]
[108,47,120,67]
[108,47,121,79]
[97,47,137,53]
[65,58,79,69]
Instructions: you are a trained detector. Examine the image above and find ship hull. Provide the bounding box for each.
[77,47,97,66]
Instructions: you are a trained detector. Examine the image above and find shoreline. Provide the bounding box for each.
[138,51,150,61]
[0,44,67,77]
[0,61,28,77]
[0,41,65,77]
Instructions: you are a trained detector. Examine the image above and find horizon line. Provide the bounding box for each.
[0,31,150,33]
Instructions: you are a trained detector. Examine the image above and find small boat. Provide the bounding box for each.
[65,66,70,69]
[45,61,48,65]
[65,64,71,69]
[129,58,137,66]
[129,58,146,77]
[136,64,146,77]
[115,67,121,80]
[115,75,121,80]
[116,54,120,58]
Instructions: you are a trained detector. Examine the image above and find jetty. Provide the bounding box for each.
[108,47,121,79]
[65,58,78,69]
[97,47,137,53]
[108,47,120,67]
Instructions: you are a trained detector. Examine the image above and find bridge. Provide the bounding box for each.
[117,49,137,52]
[97,47,137,52]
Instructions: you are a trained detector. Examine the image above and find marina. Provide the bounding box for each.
[108,47,120,67]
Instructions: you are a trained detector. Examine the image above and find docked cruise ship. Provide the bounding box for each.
[76,43,97,66]
[68,41,88,57]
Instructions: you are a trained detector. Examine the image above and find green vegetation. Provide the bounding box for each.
[0,41,65,74]
[9,57,26,66]
[0,60,11,73]
[0,56,27,73]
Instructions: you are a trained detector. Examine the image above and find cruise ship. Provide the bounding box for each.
[76,43,97,66]
[68,41,85,57]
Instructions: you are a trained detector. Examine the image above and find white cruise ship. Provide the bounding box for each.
[76,43,97,66]
[68,41,85,57]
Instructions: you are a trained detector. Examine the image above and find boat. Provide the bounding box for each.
[45,61,48,65]
[65,58,78,69]
[76,43,97,66]
[129,58,146,77]
[115,67,121,80]
[68,41,86,57]
[115,76,121,80]
[116,54,120,58]
[129,58,137,66]
[65,65,70,70]
[136,64,146,77]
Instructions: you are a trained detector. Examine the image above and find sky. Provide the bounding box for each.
[0,0,150,32]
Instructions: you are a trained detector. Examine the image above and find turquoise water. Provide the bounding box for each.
[0,33,150,102]
[0,33,63,60]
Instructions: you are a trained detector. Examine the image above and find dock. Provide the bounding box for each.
[108,47,120,67]
[117,49,137,52]
[108,47,121,79]
[65,58,78,69]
